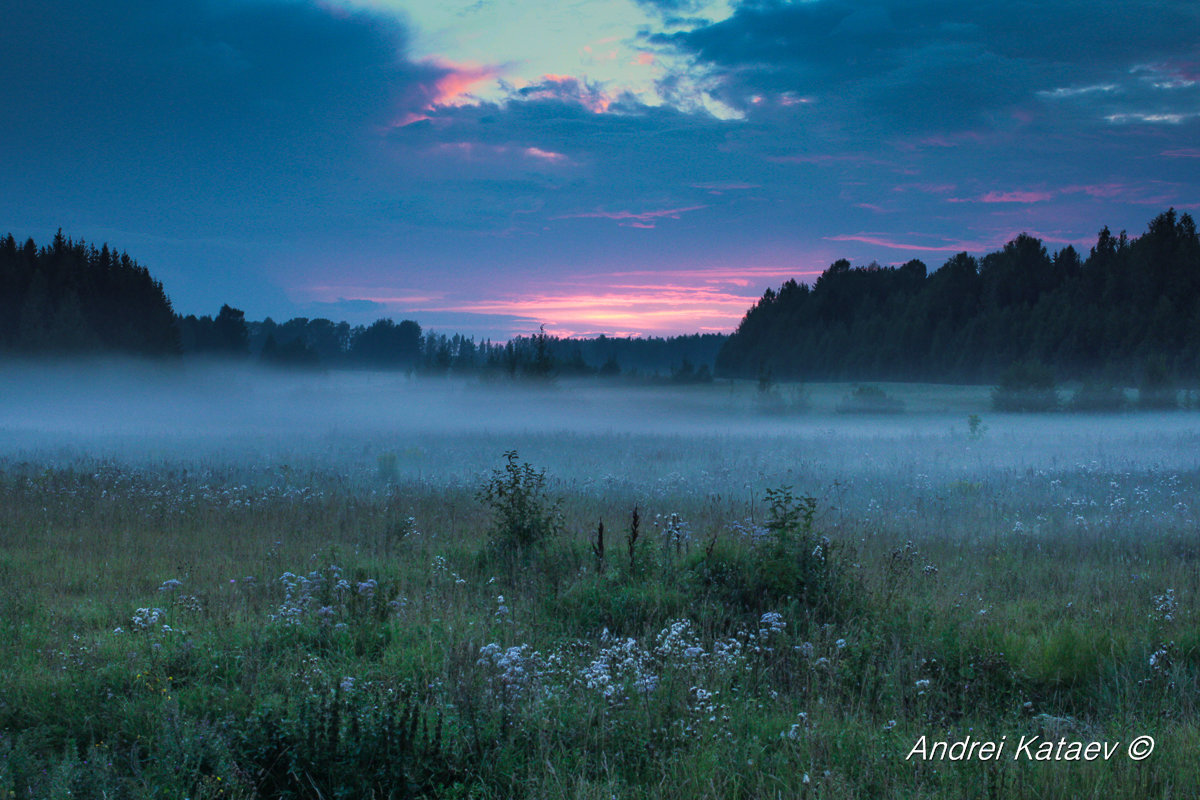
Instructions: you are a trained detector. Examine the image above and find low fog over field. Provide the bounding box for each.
[2,362,1200,479]
[4,359,1200,515]
[5,360,1200,799]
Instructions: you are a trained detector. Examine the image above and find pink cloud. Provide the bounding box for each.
[296,264,832,338]
[688,181,760,194]
[430,282,763,336]
[553,205,708,228]
[979,190,1055,203]
[424,141,571,166]
[430,61,500,105]
[828,227,1096,255]
[825,234,973,253]
[768,153,865,165]
[1162,148,1200,158]
[524,147,567,162]
[1062,183,1128,199]
[893,183,957,195]
[393,59,501,126]
[514,74,614,113]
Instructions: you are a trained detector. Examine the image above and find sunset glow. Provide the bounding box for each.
[3,0,1197,339]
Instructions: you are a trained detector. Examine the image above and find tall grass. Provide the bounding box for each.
[1,412,1198,798]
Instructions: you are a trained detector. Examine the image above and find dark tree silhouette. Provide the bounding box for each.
[0,231,180,357]
[716,209,1200,386]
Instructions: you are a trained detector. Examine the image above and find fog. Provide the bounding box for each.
[3,359,1200,496]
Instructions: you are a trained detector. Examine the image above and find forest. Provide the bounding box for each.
[4,209,1199,384]
[0,232,179,357]
[717,209,1200,384]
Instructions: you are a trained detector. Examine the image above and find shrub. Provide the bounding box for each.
[691,488,856,622]
[477,451,562,556]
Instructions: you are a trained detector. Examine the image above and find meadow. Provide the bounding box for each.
[0,365,1197,798]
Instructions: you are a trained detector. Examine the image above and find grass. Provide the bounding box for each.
[1,379,1198,797]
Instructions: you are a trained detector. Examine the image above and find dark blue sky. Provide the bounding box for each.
[3,0,1198,337]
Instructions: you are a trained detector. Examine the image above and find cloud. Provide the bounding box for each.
[0,0,452,234]
[633,0,709,21]
[553,205,709,228]
[979,191,1055,204]
[649,0,1200,136]
[506,74,618,113]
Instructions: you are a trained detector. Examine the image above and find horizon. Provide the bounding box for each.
[3,1,1198,340]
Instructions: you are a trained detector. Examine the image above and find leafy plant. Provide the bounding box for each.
[692,488,855,621]
[477,451,561,556]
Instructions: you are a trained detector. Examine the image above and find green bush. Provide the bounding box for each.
[477,451,562,557]
[691,488,857,621]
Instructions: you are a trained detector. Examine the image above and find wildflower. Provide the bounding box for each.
[1149,642,1173,671]
[1151,589,1178,622]
[759,611,787,636]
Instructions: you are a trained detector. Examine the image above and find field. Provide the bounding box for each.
[1,364,1198,798]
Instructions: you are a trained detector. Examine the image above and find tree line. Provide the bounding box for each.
[180,312,724,379]
[0,231,180,356]
[717,209,1200,384]
[8,209,1199,385]
[0,229,721,377]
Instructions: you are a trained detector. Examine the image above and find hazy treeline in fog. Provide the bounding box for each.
[0,230,723,377]
[6,209,1199,385]
[718,209,1200,384]
[181,312,726,379]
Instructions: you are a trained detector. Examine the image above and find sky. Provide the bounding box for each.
[3,0,1198,339]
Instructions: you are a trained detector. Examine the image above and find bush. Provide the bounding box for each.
[691,488,857,621]
[477,451,561,556]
